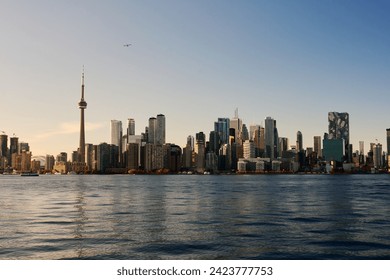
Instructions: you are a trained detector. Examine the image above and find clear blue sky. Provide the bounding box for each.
[1,0,389,156]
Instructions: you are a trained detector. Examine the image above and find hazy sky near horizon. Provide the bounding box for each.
[1,0,389,157]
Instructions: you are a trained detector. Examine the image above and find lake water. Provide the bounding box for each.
[1,174,390,259]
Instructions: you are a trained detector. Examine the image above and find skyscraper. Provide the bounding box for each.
[127,118,135,137]
[0,133,7,159]
[373,143,383,168]
[148,117,156,144]
[111,120,123,147]
[111,120,123,164]
[314,136,322,158]
[359,141,365,155]
[328,112,349,162]
[156,114,166,145]
[264,117,275,159]
[387,128,390,154]
[296,131,303,152]
[215,118,230,145]
[78,70,87,163]
[230,109,242,144]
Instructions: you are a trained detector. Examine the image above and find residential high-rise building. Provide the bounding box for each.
[9,136,18,167]
[243,140,255,159]
[186,135,194,152]
[314,136,322,158]
[328,112,350,162]
[45,155,55,172]
[296,131,303,152]
[148,117,157,144]
[111,120,123,147]
[195,132,206,172]
[111,120,122,164]
[156,114,166,145]
[78,70,87,163]
[215,118,230,145]
[264,117,275,159]
[21,150,32,172]
[18,142,30,153]
[56,152,67,163]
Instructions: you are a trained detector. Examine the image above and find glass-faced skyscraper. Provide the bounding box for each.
[328,112,350,161]
[264,117,275,159]
[214,118,230,145]
[111,120,123,147]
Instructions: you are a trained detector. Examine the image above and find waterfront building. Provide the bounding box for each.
[148,117,156,144]
[218,144,231,171]
[186,135,194,152]
[253,126,265,157]
[323,137,345,163]
[21,151,32,172]
[96,143,109,173]
[85,143,94,171]
[18,142,30,154]
[127,118,135,137]
[241,124,249,142]
[278,137,289,158]
[45,155,55,171]
[71,151,79,162]
[209,131,220,155]
[206,151,218,173]
[264,117,275,159]
[31,160,41,173]
[387,129,390,155]
[215,118,230,145]
[110,120,122,157]
[126,143,139,170]
[0,133,7,168]
[230,109,242,144]
[314,136,322,158]
[243,140,255,159]
[78,70,87,163]
[110,120,123,165]
[9,136,18,167]
[156,114,166,145]
[56,152,67,163]
[328,112,350,162]
[373,143,383,169]
[296,131,303,152]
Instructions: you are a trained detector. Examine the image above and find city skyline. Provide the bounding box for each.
[1,1,389,156]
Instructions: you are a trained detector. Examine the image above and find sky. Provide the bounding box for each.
[1,0,389,157]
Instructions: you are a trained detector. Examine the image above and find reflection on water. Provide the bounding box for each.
[0,174,390,259]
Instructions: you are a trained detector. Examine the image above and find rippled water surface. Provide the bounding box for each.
[1,174,390,259]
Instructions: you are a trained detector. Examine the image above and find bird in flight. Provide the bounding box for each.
[124,44,132,47]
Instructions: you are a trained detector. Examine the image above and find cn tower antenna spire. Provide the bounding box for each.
[78,66,87,164]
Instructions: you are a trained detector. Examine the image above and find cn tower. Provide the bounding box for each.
[78,69,87,163]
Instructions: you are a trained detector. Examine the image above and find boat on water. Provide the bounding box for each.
[20,172,39,177]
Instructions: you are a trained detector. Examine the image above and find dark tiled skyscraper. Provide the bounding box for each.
[328,112,349,162]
